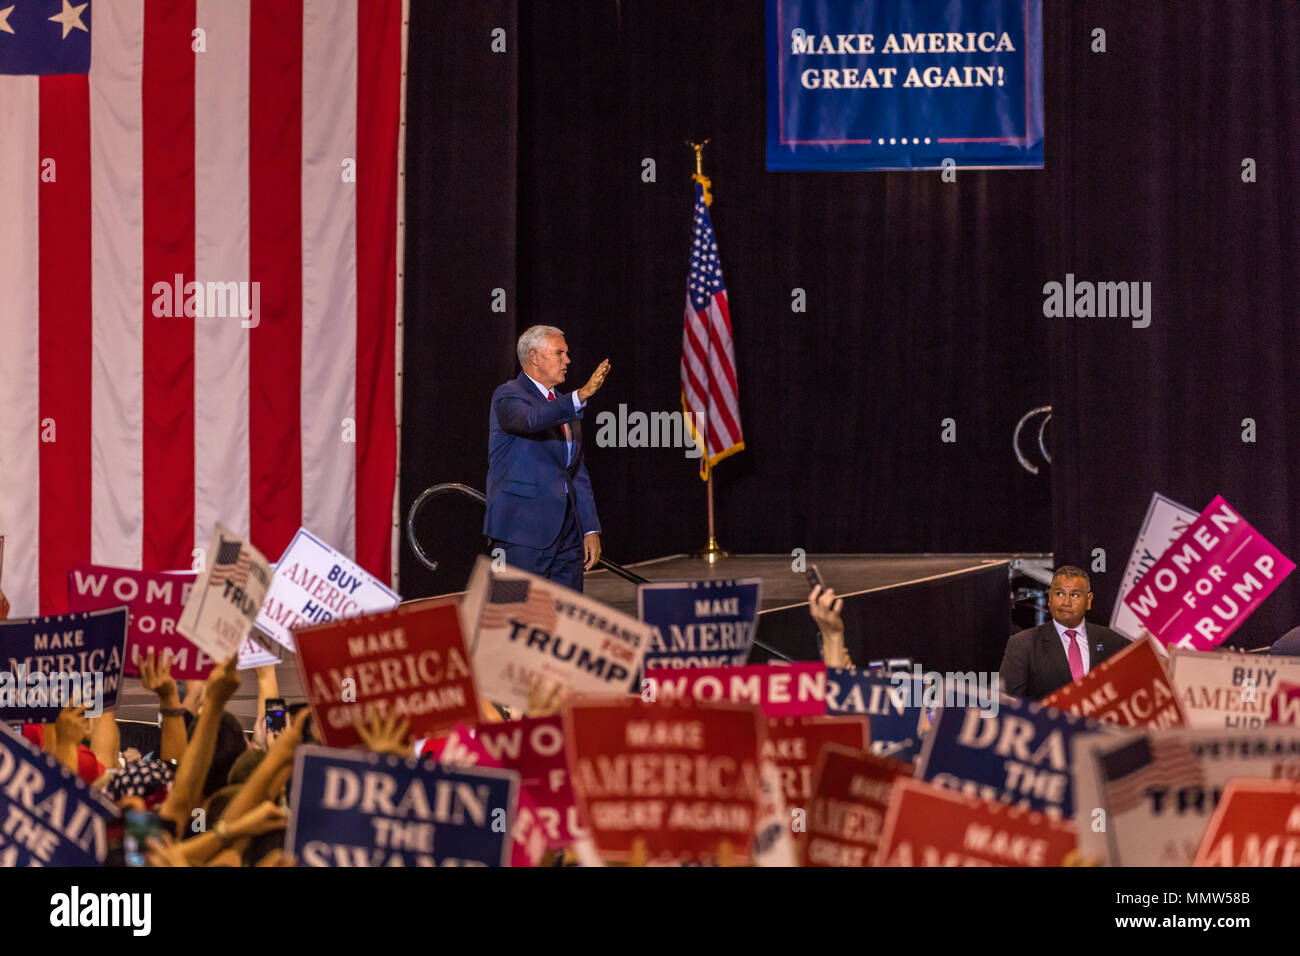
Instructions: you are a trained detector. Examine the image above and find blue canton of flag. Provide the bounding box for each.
[0,0,91,76]
[687,190,725,312]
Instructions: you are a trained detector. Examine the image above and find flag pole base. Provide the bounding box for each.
[692,537,729,564]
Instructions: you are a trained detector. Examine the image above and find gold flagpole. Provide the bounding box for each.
[686,140,727,566]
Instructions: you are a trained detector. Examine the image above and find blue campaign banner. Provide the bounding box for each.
[637,578,762,668]
[0,722,116,866]
[767,0,1043,170]
[916,696,1109,818]
[287,745,519,866]
[0,607,128,722]
[825,668,926,753]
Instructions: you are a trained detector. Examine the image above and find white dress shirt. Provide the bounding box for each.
[1053,618,1090,674]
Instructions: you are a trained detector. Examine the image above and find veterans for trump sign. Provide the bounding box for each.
[466,558,650,710]
[287,745,517,866]
[177,524,273,662]
[257,527,401,651]
[876,779,1077,867]
[1040,635,1186,729]
[644,662,828,717]
[0,608,128,722]
[1167,648,1300,729]
[803,744,911,867]
[565,696,764,866]
[637,578,761,668]
[293,601,479,749]
[67,565,215,680]
[917,696,1112,818]
[1073,727,1300,866]
[1124,496,1294,651]
[0,722,117,866]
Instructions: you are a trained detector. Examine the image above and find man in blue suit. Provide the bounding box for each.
[484,325,611,592]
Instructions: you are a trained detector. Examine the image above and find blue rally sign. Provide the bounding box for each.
[767,0,1043,170]
[917,695,1113,818]
[637,578,762,669]
[0,607,128,722]
[825,668,926,754]
[0,722,117,866]
[287,745,519,866]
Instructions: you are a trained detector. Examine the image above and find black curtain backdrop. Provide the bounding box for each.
[1047,2,1300,648]
[402,0,1053,597]
[400,1,1299,653]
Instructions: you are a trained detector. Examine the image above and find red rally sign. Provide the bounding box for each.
[764,716,869,805]
[802,744,912,867]
[564,696,764,865]
[1040,634,1186,729]
[876,778,1078,867]
[293,601,479,749]
[1194,779,1300,866]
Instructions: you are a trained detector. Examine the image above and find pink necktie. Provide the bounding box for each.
[547,391,572,444]
[1065,629,1084,681]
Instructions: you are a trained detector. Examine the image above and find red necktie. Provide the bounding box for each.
[547,391,573,445]
[1065,629,1084,681]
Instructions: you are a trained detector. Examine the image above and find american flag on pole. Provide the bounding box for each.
[681,179,744,479]
[0,0,406,617]
[1100,735,1207,814]
[480,577,558,633]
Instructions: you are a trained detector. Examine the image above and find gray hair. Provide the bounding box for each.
[516,325,565,368]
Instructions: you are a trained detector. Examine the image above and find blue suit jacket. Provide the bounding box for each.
[484,371,601,549]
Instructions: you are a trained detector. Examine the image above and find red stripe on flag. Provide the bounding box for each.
[354,0,401,582]
[37,75,92,614]
[704,295,740,397]
[141,0,197,569]
[249,0,304,560]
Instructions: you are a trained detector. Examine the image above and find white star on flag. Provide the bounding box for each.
[0,5,15,35]
[49,0,88,40]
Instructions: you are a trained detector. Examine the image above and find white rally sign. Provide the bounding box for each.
[1110,492,1199,639]
[464,556,651,710]
[256,527,401,651]
[1168,648,1300,729]
[1072,727,1300,866]
[177,524,273,663]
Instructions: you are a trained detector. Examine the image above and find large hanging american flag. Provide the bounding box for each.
[680,178,744,479]
[0,0,406,616]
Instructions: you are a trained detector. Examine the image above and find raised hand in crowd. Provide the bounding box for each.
[526,674,570,717]
[159,654,242,834]
[809,585,852,668]
[50,703,91,775]
[140,648,187,763]
[356,714,412,756]
[253,663,279,750]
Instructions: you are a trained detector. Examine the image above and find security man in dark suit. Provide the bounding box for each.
[999,565,1130,700]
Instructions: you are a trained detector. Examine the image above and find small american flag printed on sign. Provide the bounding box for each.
[208,539,250,589]
[480,578,558,633]
[1101,736,1207,814]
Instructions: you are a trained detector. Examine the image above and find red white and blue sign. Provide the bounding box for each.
[767,0,1044,170]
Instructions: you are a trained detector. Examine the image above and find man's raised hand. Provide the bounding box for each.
[577,358,611,403]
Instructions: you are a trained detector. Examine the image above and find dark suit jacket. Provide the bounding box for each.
[483,371,601,549]
[998,620,1131,701]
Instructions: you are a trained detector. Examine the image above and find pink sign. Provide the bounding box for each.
[1270,681,1300,726]
[643,662,828,717]
[1124,496,1294,651]
[67,564,215,680]
[474,715,583,850]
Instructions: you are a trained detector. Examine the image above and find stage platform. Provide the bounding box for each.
[115,552,1032,732]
